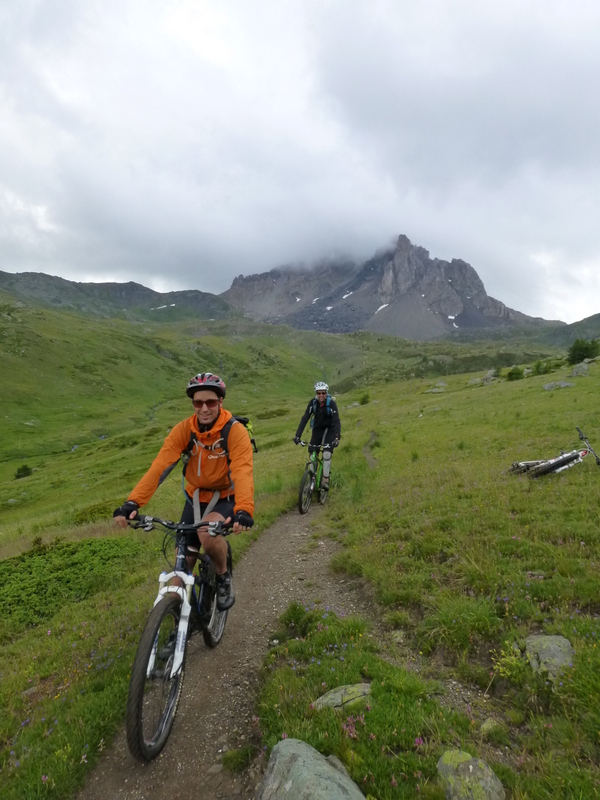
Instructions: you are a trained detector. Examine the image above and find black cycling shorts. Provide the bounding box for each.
[179,493,235,555]
[309,427,337,451]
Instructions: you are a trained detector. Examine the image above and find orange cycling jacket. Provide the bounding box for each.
[127,408,254,515]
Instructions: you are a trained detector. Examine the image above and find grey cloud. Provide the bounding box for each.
[1,0,599,321]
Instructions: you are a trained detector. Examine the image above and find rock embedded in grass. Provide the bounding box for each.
[480,718,507,743]
[543,381,575,390]
[313,682,371,712]
[525,634,574,682]
[256,738,364,800]
[437,749,505,800]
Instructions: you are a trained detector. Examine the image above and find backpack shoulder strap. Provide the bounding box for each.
[181,430,198,477]
[220,418,237,465]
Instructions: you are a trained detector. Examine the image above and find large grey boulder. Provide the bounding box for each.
[313,683,371,711]
[525,634,574,682]
[256,738,363,799]
[437,750,505,799]
[571,362,589,377]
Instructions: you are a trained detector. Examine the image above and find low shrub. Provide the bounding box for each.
[506,366,524,381]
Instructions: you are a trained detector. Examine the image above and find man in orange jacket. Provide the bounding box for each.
[113,372,254,610]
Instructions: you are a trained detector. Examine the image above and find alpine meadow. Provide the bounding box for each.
[2,288,600,799]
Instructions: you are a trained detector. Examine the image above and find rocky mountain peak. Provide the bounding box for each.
[221,234,556,340]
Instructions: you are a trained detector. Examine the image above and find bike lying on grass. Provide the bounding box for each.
[297,442,331,513]
[125,515,232,761]
[509,426,600,477]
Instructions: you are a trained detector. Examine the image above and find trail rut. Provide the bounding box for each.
[76,509,376,800]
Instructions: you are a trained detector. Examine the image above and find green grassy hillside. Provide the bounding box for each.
[0,291,561,539]
[258,365,600,798]
[4,289,597,799]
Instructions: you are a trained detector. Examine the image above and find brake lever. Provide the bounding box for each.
[130,515,154,531]
[205,520,233,537]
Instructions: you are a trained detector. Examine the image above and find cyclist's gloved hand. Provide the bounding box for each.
[332,439,340,448]
[232,510,254,529]
[293,436,301,445]
[113,500,139,519]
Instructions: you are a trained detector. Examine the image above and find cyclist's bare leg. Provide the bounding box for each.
[171,511,228,586]
[196,512,228,575]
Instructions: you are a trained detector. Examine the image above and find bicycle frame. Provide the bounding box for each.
[133,517,227,678]
[301,442,331,488]
[509,426,600,477]
[297,441,332,513]
[308,448,324,489]
[125,515,233,761]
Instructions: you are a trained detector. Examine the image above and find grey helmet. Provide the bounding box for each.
[314,381,328,392]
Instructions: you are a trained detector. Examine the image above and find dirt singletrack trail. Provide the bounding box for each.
[76,508,378,800]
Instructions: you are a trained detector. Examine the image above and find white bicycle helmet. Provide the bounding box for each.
[314,381,329,392]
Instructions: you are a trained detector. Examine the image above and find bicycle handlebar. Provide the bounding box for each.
[298,441,331,449]
[576,427,600,465]
[128,516,233,537]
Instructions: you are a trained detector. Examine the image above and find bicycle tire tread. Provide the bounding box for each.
[126,595,185,761]
[298,465,313,514]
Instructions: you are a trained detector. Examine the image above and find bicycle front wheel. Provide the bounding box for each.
[299,465,314,514]
[530,452,580,477]
[126,595,185,761]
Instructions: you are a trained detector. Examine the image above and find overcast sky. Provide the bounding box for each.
[2,0,600,323]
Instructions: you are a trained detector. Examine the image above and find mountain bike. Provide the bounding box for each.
[298,442,331,513]
[125,515,232,761]
[509,427,600,478]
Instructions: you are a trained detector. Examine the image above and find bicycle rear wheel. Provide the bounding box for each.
[530,452,580,477]
[202,542,231,648]
[298,465,314,514]
[126,594,185,761]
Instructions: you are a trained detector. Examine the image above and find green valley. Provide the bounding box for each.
[2,289,599,799]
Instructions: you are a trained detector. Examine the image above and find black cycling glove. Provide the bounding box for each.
[232,510,254,529]
[332,439,340,448]
[293,436,301,445]
[113,500,139,519]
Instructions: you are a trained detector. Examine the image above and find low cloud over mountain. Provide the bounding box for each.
[222,235,562,340]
